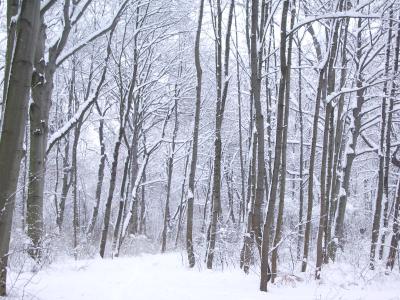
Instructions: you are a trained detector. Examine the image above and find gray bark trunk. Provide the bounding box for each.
[0,0,40,294]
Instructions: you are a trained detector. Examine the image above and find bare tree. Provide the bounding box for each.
[186,0,205,268]
[0,0,41,295]
[206,0,234,269]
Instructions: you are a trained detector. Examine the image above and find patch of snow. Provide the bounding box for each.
[6,253,400,300]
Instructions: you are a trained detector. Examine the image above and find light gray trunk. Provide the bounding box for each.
[0,0,40,294]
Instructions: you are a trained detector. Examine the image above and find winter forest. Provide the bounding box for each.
[1,0,400,299]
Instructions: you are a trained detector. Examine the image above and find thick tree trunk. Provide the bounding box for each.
[27,16,53,260]
[0,0,40,295]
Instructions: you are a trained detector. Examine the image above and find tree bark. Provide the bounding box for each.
[297,38,304,261]
[327,18,348,262]
[333,18,365,260]
[380,8,398,260]
[316,14,341,277]
[260,0,289,291]
[87,106,107,236]
[0,0,18,132]
[186,0,204,268]
[387,147,400,270]
[370,14,392,269]
[0,0,40,295]
[301,68,326,273]
[206,0,234,269]
[161,100,179,253]
[72,119,83,259]
[271,0,295,282]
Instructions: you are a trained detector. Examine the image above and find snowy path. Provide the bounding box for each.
[6,252,400,300]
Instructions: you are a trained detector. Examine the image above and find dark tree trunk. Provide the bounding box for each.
[260,0,289,291]
[87,107,107,236]
[186,0,204,268]
[206,0,234,269]
[271,0,295,282]
[370,14,392,269]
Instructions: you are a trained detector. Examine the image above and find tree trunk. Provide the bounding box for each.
[72,119,83,259]
[175,147,190,247]
[316,14,341,277]
[271,0,295,282]
[333,18,364,260]
[370,14,392,269]
[240,131,257,273]
[260,0,289,291]
[297,38,304,261]
[99,26,134,258]
[27,16,53,260]
[387,147,400,269]
[0,0,40,294]
[380,9,398,260]
[112,149,131,256]
[301,68,326,272]
[234,6,246,225]
[206,0,234,269]
[139,171,147,235]
[0,0,18,132]
[186,0,204,268]
[87,108,107,235]
[99,127,124,258]
[327,18,348,262]
[56,87,73,231]
[161,100,179,253]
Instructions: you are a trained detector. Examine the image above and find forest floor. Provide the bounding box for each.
[3,252,400,300]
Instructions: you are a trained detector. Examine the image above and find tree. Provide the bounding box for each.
[186,0,205,268]
[206,0,235,269]
[261,0,289,291]
[0,0,41,294]
[27,0,129,260]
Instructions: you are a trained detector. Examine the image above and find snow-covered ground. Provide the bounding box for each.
[4,252,400,300]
